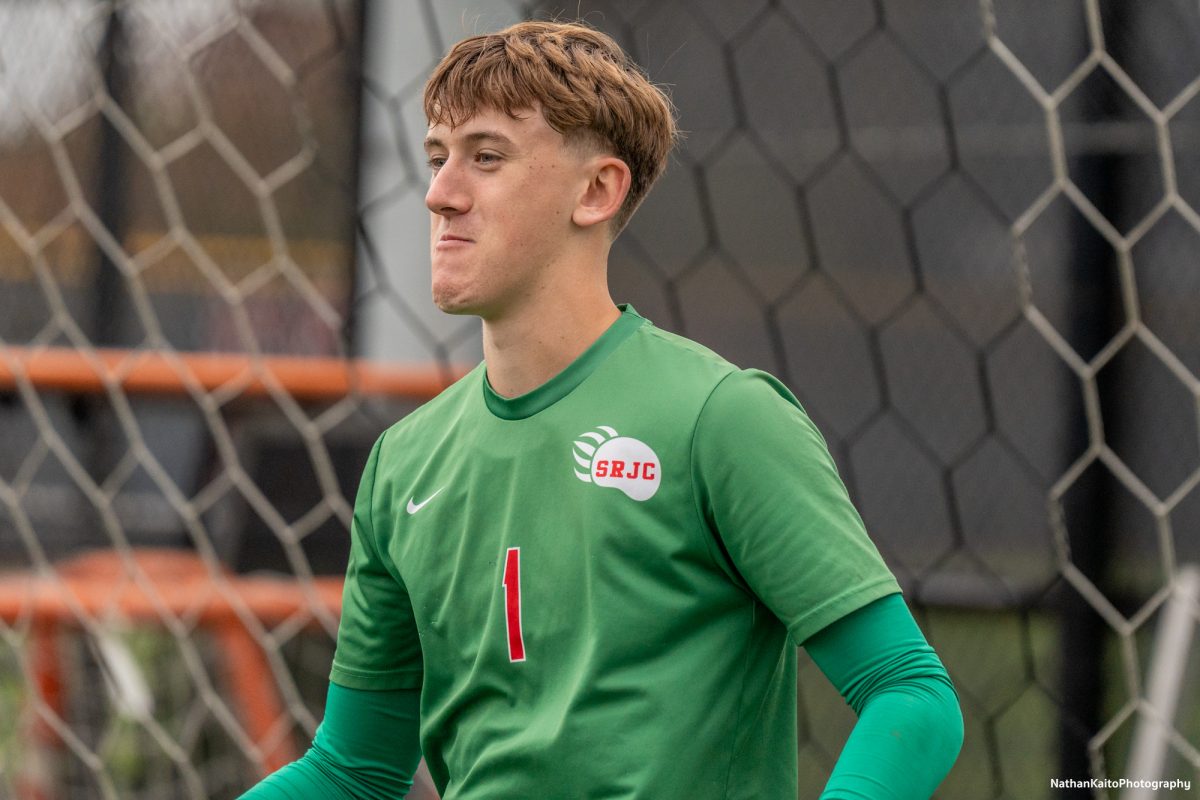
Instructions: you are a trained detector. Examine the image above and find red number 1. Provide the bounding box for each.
[503,547,526,662]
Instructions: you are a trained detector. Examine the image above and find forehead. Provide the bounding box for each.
[424,105,558,148]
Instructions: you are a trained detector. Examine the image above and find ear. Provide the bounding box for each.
[572,156,632,230]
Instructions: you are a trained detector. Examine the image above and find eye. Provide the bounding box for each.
[476,151,502,166]
[426,156,446,171]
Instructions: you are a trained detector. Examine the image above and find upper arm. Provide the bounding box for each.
[691,370,900,643]
[330,432,424,690]
[802,592,954,709]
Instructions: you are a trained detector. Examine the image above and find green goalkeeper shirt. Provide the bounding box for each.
[330,304,902,799]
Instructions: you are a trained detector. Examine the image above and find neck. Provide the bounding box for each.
[482,280,620,399]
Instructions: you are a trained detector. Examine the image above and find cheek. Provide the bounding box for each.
[510,169,573,230]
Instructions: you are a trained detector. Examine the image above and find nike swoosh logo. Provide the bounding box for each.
[406,487,444,515]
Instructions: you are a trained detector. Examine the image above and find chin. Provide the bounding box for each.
[432,295,469,316]
[431,285,479,316]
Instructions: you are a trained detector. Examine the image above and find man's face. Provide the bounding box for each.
[423,105,590,319]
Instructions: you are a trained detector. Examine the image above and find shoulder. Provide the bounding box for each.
[626,320,803,416]
[633,322,735,373]
[618,319,740,393]
[604,318,812,436]
[376,362,485,456]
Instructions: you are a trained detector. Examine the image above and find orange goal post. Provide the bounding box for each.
[0,346,465,402]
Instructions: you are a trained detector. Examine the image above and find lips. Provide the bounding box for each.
[435,233,473,252]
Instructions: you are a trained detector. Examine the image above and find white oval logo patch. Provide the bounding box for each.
[573,426,661,502]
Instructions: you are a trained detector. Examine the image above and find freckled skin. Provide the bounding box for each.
[424,107,592,322]
[422,103,630,399]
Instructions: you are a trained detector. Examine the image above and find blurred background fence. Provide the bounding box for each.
[0,1,1198,797]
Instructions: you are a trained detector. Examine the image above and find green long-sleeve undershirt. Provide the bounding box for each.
[806,593,963,798]
[240,593,961,798]
[238,683,422,800]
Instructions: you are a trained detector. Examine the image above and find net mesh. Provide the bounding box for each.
[0,2,377,797]
[1,1,1199,798]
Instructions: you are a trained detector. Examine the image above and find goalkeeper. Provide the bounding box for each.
[243,19,962,800]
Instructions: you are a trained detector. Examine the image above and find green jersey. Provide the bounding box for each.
[330,305,900,799]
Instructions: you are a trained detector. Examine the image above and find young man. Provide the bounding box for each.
[243,20,962,799]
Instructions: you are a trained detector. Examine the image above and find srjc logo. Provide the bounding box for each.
[573,426,661,501]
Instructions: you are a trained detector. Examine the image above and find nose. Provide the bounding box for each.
[425,159,470,217]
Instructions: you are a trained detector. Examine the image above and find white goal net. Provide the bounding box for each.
[0,1,1198,798]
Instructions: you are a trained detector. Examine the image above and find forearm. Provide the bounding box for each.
[805,593,963,800]
[239,683,423,800]
[819,671,961,799]
[242,754,354,800]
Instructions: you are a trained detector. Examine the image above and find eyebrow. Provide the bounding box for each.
[423,131,517,152]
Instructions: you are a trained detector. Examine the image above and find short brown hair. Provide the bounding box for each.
[424,20,677,234]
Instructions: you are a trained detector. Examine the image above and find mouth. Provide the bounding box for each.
[435,234,473,251]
